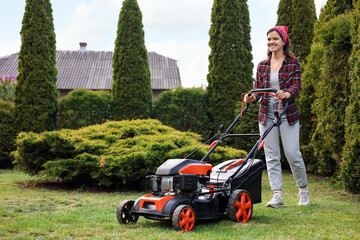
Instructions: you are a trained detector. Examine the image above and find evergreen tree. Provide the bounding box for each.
[319,0,354,23]
[276,0,317,62]
[207,0,253,133]
[14,0,58,133]
[299,0,354,175]
[291,0,317,62]
[112,0,152,120]
[310,13,352,175]
[276,0,293,36]
[341,0,360,193]
[298,43,325,172]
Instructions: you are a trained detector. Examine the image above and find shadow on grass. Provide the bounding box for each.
[129,214,274,232]
[16,179,136,193]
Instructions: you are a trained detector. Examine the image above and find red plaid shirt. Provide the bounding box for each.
[254,56,302,125]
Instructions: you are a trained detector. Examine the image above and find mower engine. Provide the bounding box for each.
[145,159,212,196]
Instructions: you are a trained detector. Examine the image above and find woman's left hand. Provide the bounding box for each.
[276,90,291,99]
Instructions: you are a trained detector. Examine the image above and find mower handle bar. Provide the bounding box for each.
[200,88,281,162]
[200,88,291,186]
[248,88,278,94]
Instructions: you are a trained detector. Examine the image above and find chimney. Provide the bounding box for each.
[79,42,87,51]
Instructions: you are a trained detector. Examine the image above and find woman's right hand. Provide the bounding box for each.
[244,94,256,103]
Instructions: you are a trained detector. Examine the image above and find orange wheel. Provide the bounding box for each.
[172,205,196,231]
[227,189,253,223]
[116,200,139,224]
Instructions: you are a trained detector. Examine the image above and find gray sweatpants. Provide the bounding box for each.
[259,105,308,191]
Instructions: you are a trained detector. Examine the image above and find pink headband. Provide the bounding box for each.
[271,26,289,45]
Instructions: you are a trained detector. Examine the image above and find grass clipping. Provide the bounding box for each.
[13,119,246,189]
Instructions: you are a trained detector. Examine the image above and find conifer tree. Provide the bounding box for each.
[207,0,253,132]
[112,0,152,120]
[299,0,354,175]
[14,0,58,133]
[341,0,360,193]
[310,13,353,175]
[298,43,325,172]
[276,0,317,62]
[318,0,354,23]
[291,0,317,62]
[276,0,293,36]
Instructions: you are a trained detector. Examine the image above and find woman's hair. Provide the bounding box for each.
[266,28,297,59]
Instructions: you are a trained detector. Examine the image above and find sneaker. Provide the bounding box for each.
[298,188,311,206]
[266,192,284,208]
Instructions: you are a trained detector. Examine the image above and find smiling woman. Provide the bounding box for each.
[244,25,311,208]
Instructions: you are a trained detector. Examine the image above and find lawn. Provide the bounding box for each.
[0,169,359,240]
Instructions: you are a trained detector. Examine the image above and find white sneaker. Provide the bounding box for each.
[298,188,311,206]
[266,191,284,207]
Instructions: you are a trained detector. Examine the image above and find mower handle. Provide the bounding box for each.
[249,88,278,94]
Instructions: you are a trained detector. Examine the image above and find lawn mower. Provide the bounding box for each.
[116,88,288,231]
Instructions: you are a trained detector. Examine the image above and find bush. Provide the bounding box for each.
[13,119,246,189]
[0,75,16,101]
[153,87,212,138]
[58,89,113,129]
[0,100,16,168]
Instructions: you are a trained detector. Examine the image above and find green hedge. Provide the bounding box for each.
[13,119,246,189]
[58,89,113,129]
[153,87,212,138]
[0,100,16,168]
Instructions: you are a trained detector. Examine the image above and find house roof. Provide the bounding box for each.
[0,51,181,90]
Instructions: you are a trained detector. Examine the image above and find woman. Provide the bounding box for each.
[244,26,310,207]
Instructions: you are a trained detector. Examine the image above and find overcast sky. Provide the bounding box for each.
[0,0,327,88]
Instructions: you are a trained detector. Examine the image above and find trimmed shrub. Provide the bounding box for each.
[13,119,246,189]
[153,87,212,138]
[0,100,16,168]
[58,89,113,129]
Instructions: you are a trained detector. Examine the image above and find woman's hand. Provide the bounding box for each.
[276,90,291,100]
[244,94,256,103]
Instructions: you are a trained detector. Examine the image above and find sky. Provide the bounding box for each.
[0,0,327,88]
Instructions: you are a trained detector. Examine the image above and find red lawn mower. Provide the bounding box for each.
[116,88,287,231]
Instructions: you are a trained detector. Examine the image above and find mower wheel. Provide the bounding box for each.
[172,204,196,232]
[227,189,253,223]
[116,200,139,224]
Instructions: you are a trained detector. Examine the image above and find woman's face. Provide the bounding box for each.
[267,30,284,54]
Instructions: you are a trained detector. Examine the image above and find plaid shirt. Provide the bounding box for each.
[254,56,302,125]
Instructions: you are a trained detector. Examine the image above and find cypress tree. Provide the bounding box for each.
[14,0,58,133]
[276,0,317,63]
[298,43,325,172]
[319,0,354,23]
[112,0,152,120]
[207,0,253,133]
[310,13,353,176]
[299,0,354,175]
[291,0,317,62]
[276,0,293,36]
[341,0,360,193]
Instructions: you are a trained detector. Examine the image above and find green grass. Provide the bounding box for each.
[0,169,359,240]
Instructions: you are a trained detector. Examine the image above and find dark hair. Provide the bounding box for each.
[266,28,296,59]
